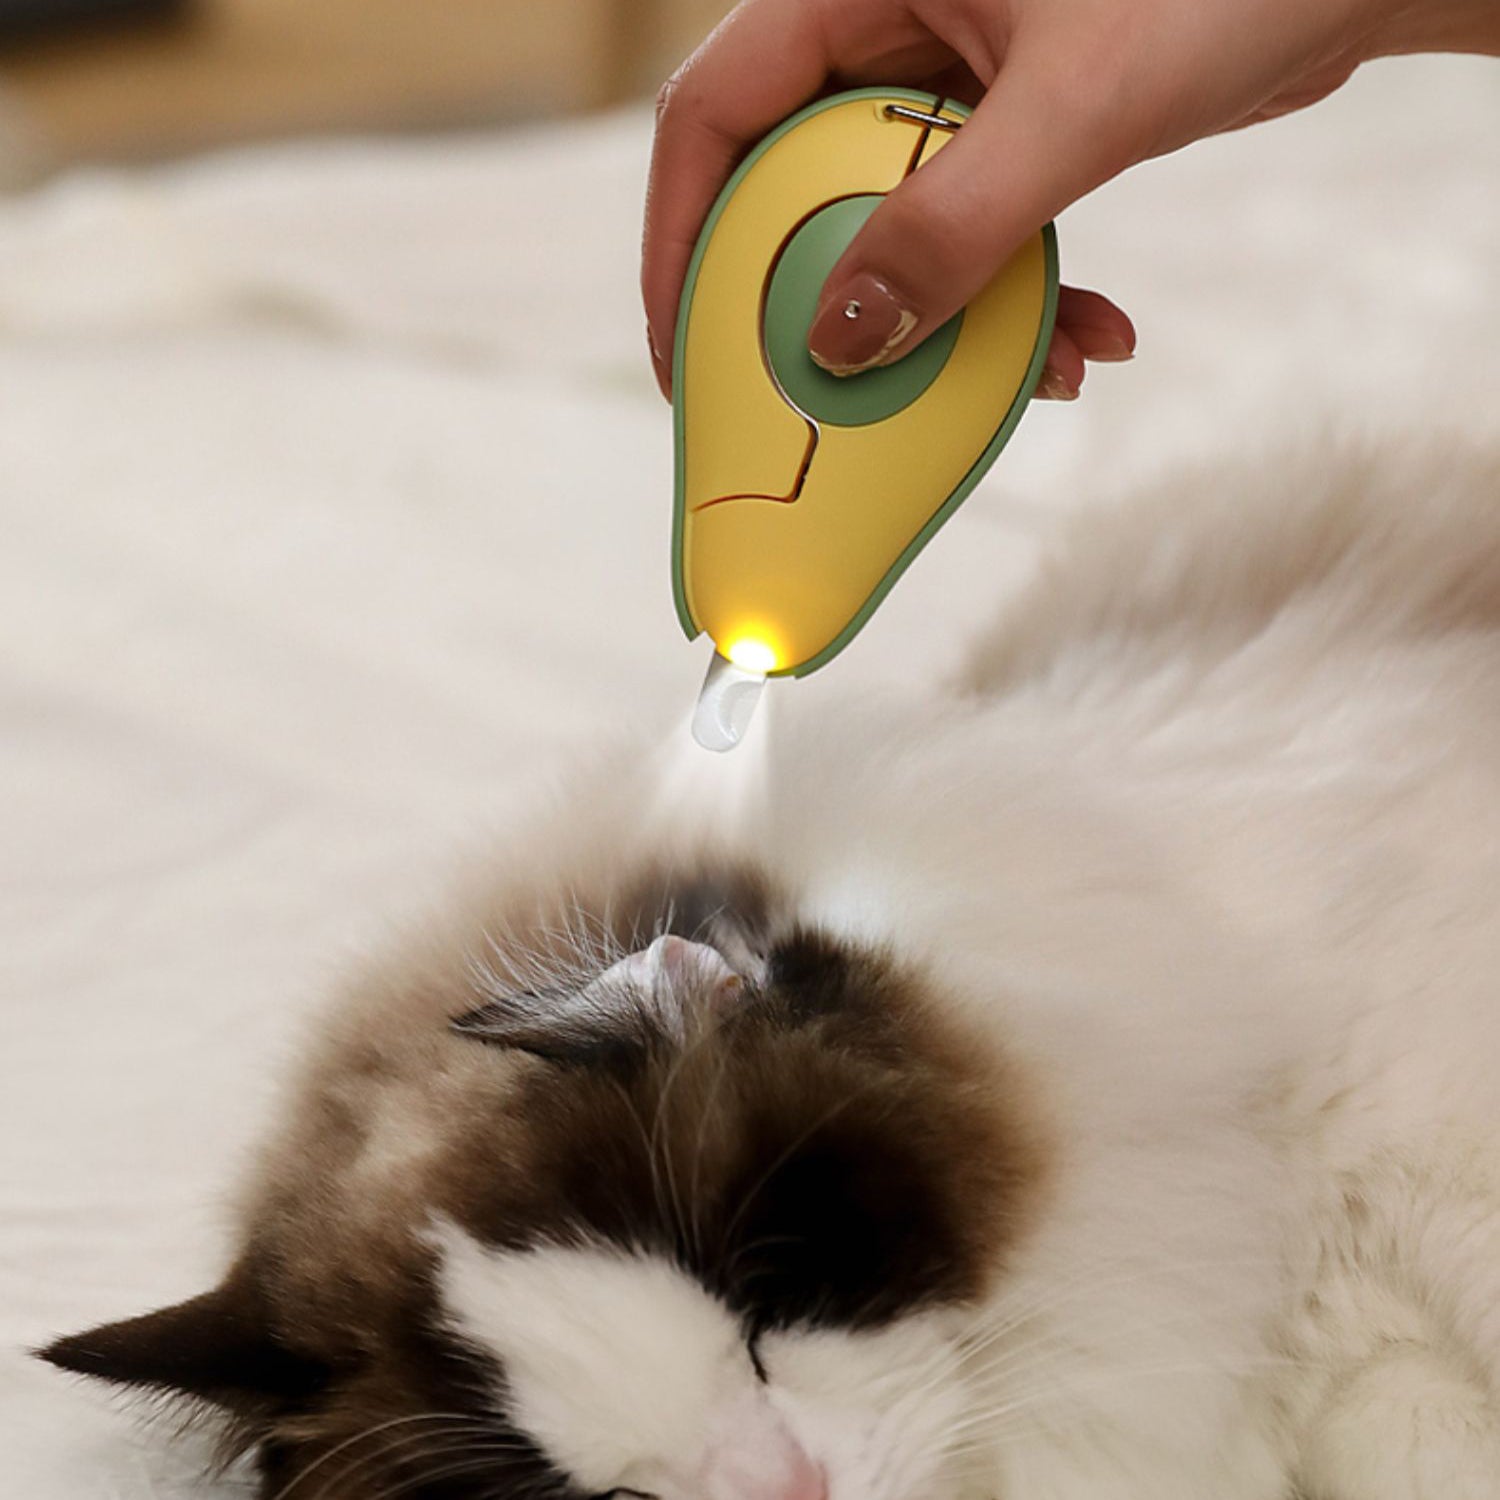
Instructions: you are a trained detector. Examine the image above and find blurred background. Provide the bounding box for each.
[0,0,731,177]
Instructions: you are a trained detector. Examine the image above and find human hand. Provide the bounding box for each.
[643,0,1494,402]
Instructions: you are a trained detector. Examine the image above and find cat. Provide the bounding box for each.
[40,438,1500,1500]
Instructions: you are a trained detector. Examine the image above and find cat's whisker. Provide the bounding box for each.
[652,1060,695,1259]
[873,1314,997,1399]
[605,1071,679,1260]
[952,1250,1285,1377]
[870,1242,1223,1401]
[883,1344,969,1427]
[686,898,730,945]
[593,891,626,960]
[472,920,570,1001]
[688,1026,739,1263]
[959,1288,1277,1392]
[648,999,728,1261]
[654,894,680,949]
[266,1413,482,1500]
[533,920,594,980]
[718,1231,808,1294]
[366,1447,563,1500]
[363,1451,545,1500]
[565,890,624,973]
[938,1352,1300,1452]
[307,1423,504,1500]
[315,1420,530,1493]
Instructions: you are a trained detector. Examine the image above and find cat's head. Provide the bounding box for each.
[39,871,1046,1500]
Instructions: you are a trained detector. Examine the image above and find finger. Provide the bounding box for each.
[924,60,986,110]
[1035,326,1085,401]
[831,51,987,106]
[808,33,1146,375]
[642,0,837,398]
[1056,285,1136,362]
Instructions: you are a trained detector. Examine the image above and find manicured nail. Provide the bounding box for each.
[1082,333,1134,363]
[1038,368,1079,401]
[647,323,670,398]
[809,273,918,376]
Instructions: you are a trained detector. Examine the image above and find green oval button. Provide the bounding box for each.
[762,195,963,429]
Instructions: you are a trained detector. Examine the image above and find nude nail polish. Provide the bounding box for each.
[1083,334,1134,363]
[808,273,917,376]
[1038,368,1080,401]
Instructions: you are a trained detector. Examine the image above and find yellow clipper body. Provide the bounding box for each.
[672,88,1058,688]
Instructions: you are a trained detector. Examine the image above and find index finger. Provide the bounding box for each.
[642,0,836,398]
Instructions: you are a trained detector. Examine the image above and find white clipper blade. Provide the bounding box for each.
[692,653,766,752]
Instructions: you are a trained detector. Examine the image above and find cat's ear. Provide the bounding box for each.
[36,1266,327,1415]
[450,990,625,1065]
[453,935,745,1066]
[654,870,772,982]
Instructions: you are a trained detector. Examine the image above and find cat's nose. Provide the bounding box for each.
[775,1443,828,1500]
[699,1413,827,1500]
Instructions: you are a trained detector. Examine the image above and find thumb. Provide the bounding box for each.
[808,66,1122,375]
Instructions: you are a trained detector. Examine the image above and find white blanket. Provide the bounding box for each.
[3,59,1497,1495]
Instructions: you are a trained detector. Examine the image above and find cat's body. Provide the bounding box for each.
[43,441,1500,1499]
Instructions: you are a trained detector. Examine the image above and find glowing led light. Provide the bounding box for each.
[725,638,778,675]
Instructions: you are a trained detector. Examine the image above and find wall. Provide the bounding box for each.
[0,0,734,167]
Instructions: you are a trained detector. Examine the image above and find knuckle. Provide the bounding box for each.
[655,38,718,131]
[868,195,936,268]
[870,183,981,290]
[654,70,684,125]
[655,59,720,143]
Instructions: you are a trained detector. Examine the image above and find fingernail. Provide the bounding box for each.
[1037,368,1079,401]
[647,324,671,399]
[809,273,918,376]
[1083,334,1134,363]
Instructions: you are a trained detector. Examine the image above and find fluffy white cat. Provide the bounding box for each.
[42,439,1500,1500]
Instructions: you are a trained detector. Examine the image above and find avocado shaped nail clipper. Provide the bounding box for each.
[672,87,1059,751]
